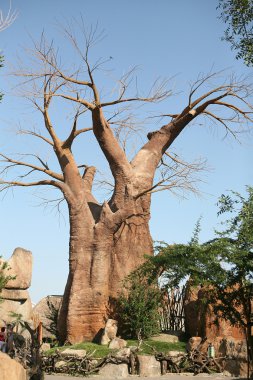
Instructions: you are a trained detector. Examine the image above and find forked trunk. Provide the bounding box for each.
[58,201,153,343]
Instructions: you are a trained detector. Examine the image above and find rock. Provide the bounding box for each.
[150,333,179,343]
[55,360,66,369]
[61,348,87,357]
[0,247,33,326]
[3,247,33,290]
[219,337,247,359]
[109,337,127,349]
[224,358,248,377]
[184,284,247,340]
[115,347,131,357]
[223,370,233,376]
[0,296,33,324]
[137,355,161,376]
[0,351,26,380]
[99,363,129,377]
[184,285,203,337]
[33,295,62,338]
[40,343,51,352]
[1,289,29,301]
[101,319,118,345]
[219,338,248,377]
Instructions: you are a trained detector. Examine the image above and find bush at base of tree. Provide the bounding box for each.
[115,270,162,339]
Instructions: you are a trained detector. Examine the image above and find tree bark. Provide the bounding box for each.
[58,192,153,343]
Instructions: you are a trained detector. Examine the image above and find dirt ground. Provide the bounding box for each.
[45,373,239,380]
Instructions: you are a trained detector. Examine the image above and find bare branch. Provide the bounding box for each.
[52,93,94,110]
[135,155,207,199]
[101,77,172,108]
[74,127,93,137]
[0,153,63,181]
[188,70,226,106]
[17,127,54,146]
[202,110,238,139]
[62,107,92,148]
[133,73,253,179]
[0,2,18,32]
[0,179,64,192]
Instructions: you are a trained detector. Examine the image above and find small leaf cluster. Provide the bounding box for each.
[0,260,15,296]
[218,0,253,66]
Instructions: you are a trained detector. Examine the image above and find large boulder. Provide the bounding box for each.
[0,296,33,323]
[109,337,127,349]
[33,295,62,339]
[99,363,129,377]
[0,351,26,380]
[100,318,118,345]
[0,289,29,300]
[2,247,33,289]
[150,333,179,343]
[61,348,87,357]
[0,247,33,325]
[137,355,161,376]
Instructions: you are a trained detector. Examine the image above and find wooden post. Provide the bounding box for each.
[161,360,167,375]
[38,322,43,345]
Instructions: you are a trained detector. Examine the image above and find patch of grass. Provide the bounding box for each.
[44,342,113,358]
[44,339,187,358]
[127,339,187,355]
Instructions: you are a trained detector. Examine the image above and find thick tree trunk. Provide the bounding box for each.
[58,200,153,343]
[109,214,153,297]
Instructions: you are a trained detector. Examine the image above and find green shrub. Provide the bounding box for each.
[116,270,162,339]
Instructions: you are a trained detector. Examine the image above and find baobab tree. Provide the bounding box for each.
[1,26,252,343]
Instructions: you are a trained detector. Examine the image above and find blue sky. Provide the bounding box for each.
[0,0,252,303]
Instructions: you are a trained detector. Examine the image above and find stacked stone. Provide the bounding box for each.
[0,247,33,325]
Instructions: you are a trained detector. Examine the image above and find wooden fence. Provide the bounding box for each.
[159,286,186,332]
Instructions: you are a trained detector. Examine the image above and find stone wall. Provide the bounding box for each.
[184,286,252,378]
[184,285,245,340]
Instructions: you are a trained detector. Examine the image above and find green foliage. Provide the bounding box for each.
[44,339,186,357]
[143,221,226,291]
[146,187,252,321]
[116,270,162,339]
[127,339,186,355]
[218,0,253,66]
[44,342,112,357]
[143,186,253,372]
[0,259,15,299]
[209,187,253,328]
